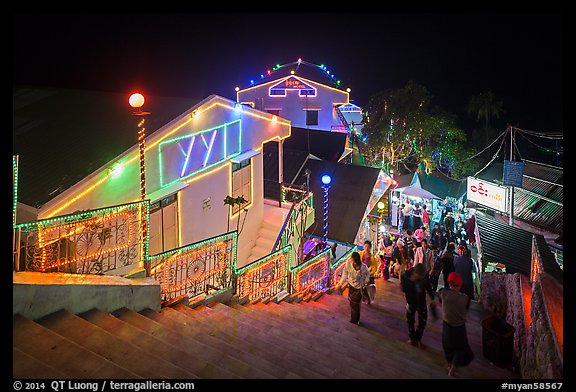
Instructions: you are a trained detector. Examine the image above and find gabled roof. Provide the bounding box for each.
[476,213,562,283]
[293,160,381,245]
[282,127,347,162]
[13,87,202,208]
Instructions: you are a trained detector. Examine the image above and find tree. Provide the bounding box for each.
[465,90,504,157]
[224,195,249,235]
[362,81,479,177]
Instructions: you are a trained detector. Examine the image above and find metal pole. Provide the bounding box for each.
[509,126,514,226]
[323,184,329,247]
[136,115,149,275]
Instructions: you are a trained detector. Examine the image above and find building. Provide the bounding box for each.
[13,88,293,270]
[236,59,363,134]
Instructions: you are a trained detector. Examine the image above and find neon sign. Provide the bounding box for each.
[269,76,317,97]
[159,120,242,187]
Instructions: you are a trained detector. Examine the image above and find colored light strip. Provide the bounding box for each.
[203,130,217,167]
[37,211,136,271]
[290,249,331,294]
[13,155,18,226]
[180,136,196,177]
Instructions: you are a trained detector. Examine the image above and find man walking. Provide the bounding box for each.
[335,251,370,325]
[401,263,436,349]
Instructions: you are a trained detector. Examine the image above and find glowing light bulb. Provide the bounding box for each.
[129,93,145,108]
[235,87,240,92]
[321,175,332,185]
[346,88,351,92]
[377,201,385,210]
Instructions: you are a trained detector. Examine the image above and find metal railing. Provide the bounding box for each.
[13,200,149,275]
[272,183,314,254]
[149,231,238,302]
[235,245,291,301]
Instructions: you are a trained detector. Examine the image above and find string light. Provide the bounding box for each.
[290,249,331,294]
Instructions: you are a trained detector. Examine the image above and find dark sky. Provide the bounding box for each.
[13,12,563,134]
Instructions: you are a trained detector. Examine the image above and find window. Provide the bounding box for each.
[305,110,319,126]
[149,194,179,256]
[231,158,252,215]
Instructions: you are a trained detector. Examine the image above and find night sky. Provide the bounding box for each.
[13,12,563,139]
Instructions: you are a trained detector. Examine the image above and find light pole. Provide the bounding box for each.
[321,174,332,248]
[129,93,151,275]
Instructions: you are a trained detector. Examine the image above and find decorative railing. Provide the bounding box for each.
[289,248,331,296]
[330,245,358,287]
[272,183,314,254]
[13,200,149,275]
[235,245,291,301]
[149,231,238,302]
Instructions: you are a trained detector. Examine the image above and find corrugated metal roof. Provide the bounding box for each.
[13,87,202,208]
[476,213,562,283]
[474,160,562,235]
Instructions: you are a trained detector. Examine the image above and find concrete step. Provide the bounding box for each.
[79,309,235,379]
[146,306,298,379]
[13,347,68,379]
[113,308,247,378]
[227,303,378,379]
[258,225,279,242]
[174,303,329,378]
[36,309,195,379]
[13,314,139,379]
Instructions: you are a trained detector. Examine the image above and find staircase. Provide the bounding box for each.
[245,201,288,265]
[14,278,519,379]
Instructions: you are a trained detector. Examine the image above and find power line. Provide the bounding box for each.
[516,130,563,154]
[512,126,563,140]
[455,128,508,164]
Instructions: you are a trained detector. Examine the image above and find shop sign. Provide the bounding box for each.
[467,177,508,213]
[269,76,316,97]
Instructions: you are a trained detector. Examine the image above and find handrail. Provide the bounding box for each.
[272,202,296,253]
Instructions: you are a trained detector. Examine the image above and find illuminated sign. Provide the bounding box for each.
[337,103,362,113]
[269,76,317,97]
[467,177,508,213]
[159,120,242,187]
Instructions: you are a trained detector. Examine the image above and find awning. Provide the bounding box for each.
[147,181,189,203]
[401,186,441,200]
[231,149,260,163]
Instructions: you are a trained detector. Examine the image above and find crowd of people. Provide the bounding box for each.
[336,204,479,377]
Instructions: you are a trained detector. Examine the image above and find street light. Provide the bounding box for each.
[129,92,151,275]
[321,174,332,247]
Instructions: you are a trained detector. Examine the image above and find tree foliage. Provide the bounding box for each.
[362,80,480,178]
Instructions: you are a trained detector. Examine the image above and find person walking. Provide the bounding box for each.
[430,223,446,251]
[401,263,436,349]
[397,203,406,236]
[403,200,414,232]
[404,230,415,267]
[437,272,474,377]
[414,238,434,275]
[440,242,457,289]
[411,203,422,231]
[453,244,477,308]
[465,214,476,247]
[360,240,379,303]
[422,204,431,233]
[391,239,408,282]
[335,251,370,325]
[413,226,427,245]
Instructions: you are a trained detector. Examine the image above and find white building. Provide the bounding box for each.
[35,94,292,269]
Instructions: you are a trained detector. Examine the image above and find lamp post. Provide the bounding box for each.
[321,174,332,248]
[129,93,151,275]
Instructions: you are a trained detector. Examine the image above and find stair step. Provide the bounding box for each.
[13,314,139,379]
[13,347,68,379]
[148,306,299,379]
[79,309,235,379]
[228,303,378,379]
[184,303,337,378]
[36,309,195,379]
[113,308,249,378]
